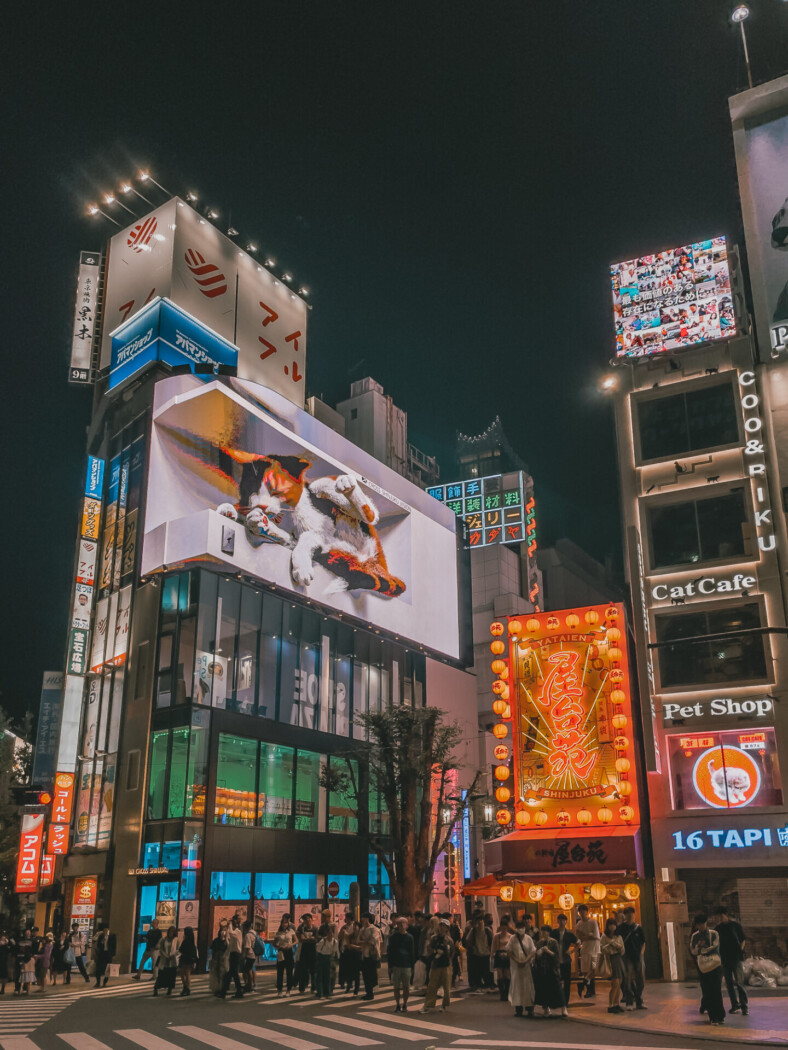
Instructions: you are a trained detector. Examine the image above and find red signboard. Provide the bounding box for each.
[72,877,98,918]
[48,822,70,856]
[40,854,55,888]
[15,813,45,893]
[52,772,75,825]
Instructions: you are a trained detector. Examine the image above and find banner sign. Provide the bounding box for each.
[69,251,100,384]
[32,671,64,786]
[15,813,45,893]
[40,854,55,888]
[52,771,76,824]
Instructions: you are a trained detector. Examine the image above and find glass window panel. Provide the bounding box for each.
[236,588,261,715]
[334,654,351,737]
[258,595,282,720]
[215,733,258,826]
[649,502,699,568]
[147,729,170,820]
[292,873,317,900]
[278,609,299,726]
[193,572,218,705]
[326,875,356,899]
[161,576,180,618]
[254,873,290,899]
[180,870,197,900]
[161,841,181,870]
[293,637,320,728]
[328,756,359,835]
[176,618,196,705]
[656,603,767,688]
[352,659,368,740]
[159,634,173,671]
[294,750,325,832]
[185,725,208,819]
[213,578,240,710]
[209,871,252,900]
[167,727,189,818]
[143,841,161,868]
[688,383,739,452]
[107,671,124,753]
[259,743,294,829]
[697,492,748,561]
[156,671,173,710]
[638,382,739,461]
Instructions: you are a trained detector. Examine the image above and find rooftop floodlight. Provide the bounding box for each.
[138,170,172,195]
[600,374,618,393]
[186,192,199,203]
[731,4,749,20]
[227,226,239,236]
[121,180,153,206]
[208,209,219,220]
[282,272,293,282]
[105,192,135,216]
[87,204,120,226]
[246,243,258,253]
[298,286,309,296]
[732,5,753,87]
[265,257,276,267]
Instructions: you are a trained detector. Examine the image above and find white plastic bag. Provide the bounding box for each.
[413,959,427,989]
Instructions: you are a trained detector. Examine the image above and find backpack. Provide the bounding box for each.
[253,934,266,957]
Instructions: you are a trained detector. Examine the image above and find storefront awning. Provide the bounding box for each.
[461,874,501,897]
[484,826,642,879]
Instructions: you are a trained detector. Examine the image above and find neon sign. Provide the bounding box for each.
[739,371,775,554]
[651,573,756,603]
[672,826,788,850]
[662,696,773,722]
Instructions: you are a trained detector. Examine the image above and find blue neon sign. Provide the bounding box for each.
[461,790,472,880]
[672,826,788,851]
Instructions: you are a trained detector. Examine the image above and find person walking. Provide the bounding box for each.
[220,916,244,999]
[154,926,178,997]
[209,921,229,996]
[0,932,13,994]
[533,925,567,1017]
[272,914,297,997]
[358,913,382,1001]
[35,934,53,991]
[295,913,317,994]
[16,933,35,996]
[420,919,452,1013]
[715,907,748,1016]
[177,927,198,996]
[449,914,463,986]
[551,913,578,1007]
[491,919,512,1002]
[616,906,646,1010]
[94,925,116,988]
[315,923,340,998]
[67,923,90,984]
[599,917,625,1014]
[462,912,492,992]
[575,904,601,999]
[241,921,256,993]
[133,919,162,980]
[690,913,725,1026]
[387,916,415,1013]
[337,913,355,992]
[506,919,536,1018]
[51,933,70,986]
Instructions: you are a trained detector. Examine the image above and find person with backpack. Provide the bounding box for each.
[691,913,725,1026]
[491,917,512,1002]
[177,927,198,996]
[420,919,452,1013]
[506,919,536,1018]
[271,914,297,997]
[615,906,646,1010]
[358,913,382,1001]
[462,912,492,992]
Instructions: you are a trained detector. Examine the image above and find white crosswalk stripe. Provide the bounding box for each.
[192,1024,322,1050]
[0,1038,40,1050]
[116,1030,189,1050]
[314,1015,433,1041]
[359,1011,481,1036]
[222,1023,328,1050]
[59,1034,115,1050]
[267,1018,381,1045]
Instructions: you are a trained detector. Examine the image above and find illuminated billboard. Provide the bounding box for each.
[612,237,735,358]
[69,251,100,384]
[427,471,527,547]
[489,605,640,834]
[15,813,45,893]
[141,374,461,659]
[100,198,308,406]
[667,729,782,811]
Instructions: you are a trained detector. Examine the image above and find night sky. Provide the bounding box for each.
[5,1,788,726]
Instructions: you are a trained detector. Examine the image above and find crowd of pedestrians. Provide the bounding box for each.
[0,922,117,993]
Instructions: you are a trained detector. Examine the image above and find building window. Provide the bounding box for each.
[259,743,294,829]
[254,872,290,899]
[148,729,170,820]
[667,729,782,810]
[655,603,768,689]
[215,733,259,826]
[648,490,749,569]
[637,382,739,462]
[209,871,252,900]
[328,756,359,835]
[294,750,326,832]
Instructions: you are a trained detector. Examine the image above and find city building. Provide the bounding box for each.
[609,81,788,975]
[38,196,477,969]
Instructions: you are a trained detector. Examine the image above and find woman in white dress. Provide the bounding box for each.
[506,919,536,1018]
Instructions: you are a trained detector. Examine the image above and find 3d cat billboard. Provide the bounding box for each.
[141,375,461,659]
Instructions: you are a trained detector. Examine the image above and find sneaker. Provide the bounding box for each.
[730,1006,741,1014]
[561,1007,568,1017]
[419,1006,431,1014]
[625,1004,635,1011]
[635,1003,647,1010]
[277,991,283,998]
[543,1007,551,1016]
[612,1005,625,1014]
[742,1008,749,1015]
[607,1006,617,1014]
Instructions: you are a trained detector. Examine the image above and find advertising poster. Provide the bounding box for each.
[427,471,527,548]
[265,900,293,932]
[142,375,460,660]
[667,729,782,810]
[156,899,177,926]
[15,813,45,893]
[32,671,64,786]
[77,540,98,587]
[97,755,116,845]
[69,251,100,384]
[212,904,243,937]
[71,584,94,631]
[252,899,267,934]
[612,237,735,358]
[72,877,97,918]
[178,899,200,931]
[731,79,788,357]
[52,771,76,824]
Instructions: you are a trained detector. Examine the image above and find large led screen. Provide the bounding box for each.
[612,237,735,358]
[142,375,461,659]
[667,729,782,810]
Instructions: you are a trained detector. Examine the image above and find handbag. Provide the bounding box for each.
[64,947,76,966]
[697,952,721,973]
[494,950,509,968]
[595,953,612,979]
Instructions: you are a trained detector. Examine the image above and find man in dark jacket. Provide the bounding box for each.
[462,913,492,992]
[133,919,162,980]
[94,926,116,988]
[716,907,748,1016]
[551,913,578,1006]
[387,916,415,1012]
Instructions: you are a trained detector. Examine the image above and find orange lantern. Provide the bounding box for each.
[606,605,619,621]
[499,884,514,901]
[598,806,613,824]
[534,810,548,826]
[606,627,621,643]
[609,668,624,682]
[610,689,626,705]
[615,757,631,773]
[495,765,510,782]
[556,810,571,827]
[491,640,505,655]
[546,616,559,629]
[496,809,512,826]
[614,735,629,750]
[577,809,593,826]
[608,646,622,661]
[493,744,509,762]
[619,805,635,823]
[588,644,599,658]
[612,713,628,730]
[508,619,522,637]
[618,781,632,797]
[585,610,599,626]
[514,809,530,828]
[526,617,540,633]
[566,613,580,629]
[490,621,505,636]
[498,665,510,681]
[492,698,508,716]
[492,680,509,697]
[495,785,511,803]
[491,659,507,675]
[500,704,512,720]
[493,723,508,739]
[590,882,607,901]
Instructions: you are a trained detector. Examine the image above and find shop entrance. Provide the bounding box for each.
[135,880,179,970]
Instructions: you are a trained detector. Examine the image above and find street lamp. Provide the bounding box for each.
[732,6,753,89]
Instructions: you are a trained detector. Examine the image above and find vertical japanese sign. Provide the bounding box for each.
[32,671,64,786]
[69,252,100,384]
[427,471,528,548]
[49,770,75,856]
[15,813,45,893]
[67,457,105,677]
[40,854,55,888]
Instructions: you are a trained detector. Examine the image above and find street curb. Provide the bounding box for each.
[566,1011,788,1047]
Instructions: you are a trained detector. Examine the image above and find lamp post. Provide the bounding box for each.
[732,6,753,89]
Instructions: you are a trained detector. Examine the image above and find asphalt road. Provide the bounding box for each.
[0,972,763,1050]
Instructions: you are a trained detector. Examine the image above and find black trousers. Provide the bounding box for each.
[699,967,725,1024]
[361,957,378,997]
[276,952,294,992]
[560,960,572,1004]
[68,955,89,983]
[467,954,487,989]
[222,951,243,996]
[723,961,748,1010]
[343,951,360,992]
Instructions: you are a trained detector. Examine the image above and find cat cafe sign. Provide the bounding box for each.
[651,572,757,605]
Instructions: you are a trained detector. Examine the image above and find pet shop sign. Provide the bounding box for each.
[662,696,773,723]
[651,573,756,605]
